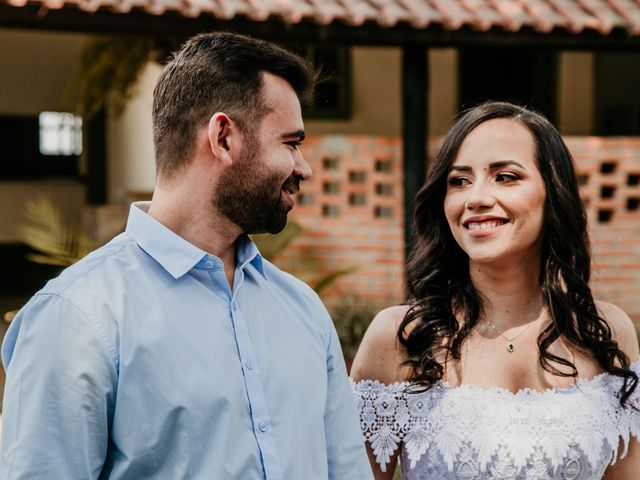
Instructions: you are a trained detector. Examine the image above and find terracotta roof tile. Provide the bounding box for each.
[394,0,442,28]
[270,0,313,24]
[548,0,600,32]
[460,0,502,32]
[244,0,272,21]
[489,0,535,31]
[609,0,640,34]
[366,0,412,27]
[5,0,640,35]
[517,0,566,32]
[577,0,626,33]
[333,0,378,25]
[430,0,475,30]
[306,0,350,25]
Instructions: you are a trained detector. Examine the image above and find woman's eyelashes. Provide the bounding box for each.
[495,171,520,183]
[447,176,470,187]
[447,171,521,188]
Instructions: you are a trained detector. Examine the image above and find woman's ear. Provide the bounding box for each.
[207,112,236,167]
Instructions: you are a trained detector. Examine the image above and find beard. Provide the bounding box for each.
[214,133,299,234]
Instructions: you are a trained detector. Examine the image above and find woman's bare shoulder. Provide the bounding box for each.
[350,305,412,384]
[595,300,640,361]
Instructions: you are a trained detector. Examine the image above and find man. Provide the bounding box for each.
[1,33,371,479]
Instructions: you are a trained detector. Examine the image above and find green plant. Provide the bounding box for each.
[329,296,379,364]
[393,464,403,480]
[67,37,180,117]
[2,198,101,323]
[251,223,356,295]
[19,197,98,267]
[251,222,304,261]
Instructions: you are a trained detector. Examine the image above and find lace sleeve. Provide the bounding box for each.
[350,379,411,472]
[605,360,640,463]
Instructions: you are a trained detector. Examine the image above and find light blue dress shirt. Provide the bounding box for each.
[1,202,370,479]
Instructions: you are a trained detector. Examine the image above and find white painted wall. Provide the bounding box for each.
[107,62,161,203]
[0,29,87,243]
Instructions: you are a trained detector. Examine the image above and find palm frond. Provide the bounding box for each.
[251,222,356,295]
[251,222,304,261]
[20,198,97,267]
[65,36,182,118]
[25,253,77,267]
[311,266,357,295]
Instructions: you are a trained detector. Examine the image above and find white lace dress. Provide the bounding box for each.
[352,361,640,480]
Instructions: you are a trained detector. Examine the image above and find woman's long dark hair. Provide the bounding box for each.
[399,101,638,405]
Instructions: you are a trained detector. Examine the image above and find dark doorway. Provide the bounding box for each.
[595,52,640,135]
[459,47,558,122]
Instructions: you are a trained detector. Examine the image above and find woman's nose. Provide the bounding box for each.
[465,182,496,210]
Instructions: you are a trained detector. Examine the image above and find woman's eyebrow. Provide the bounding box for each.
[449,160,526,172]
[488,160,526,170]
[449,165,472,172]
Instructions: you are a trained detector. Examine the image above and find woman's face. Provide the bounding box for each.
[443,118,547,266]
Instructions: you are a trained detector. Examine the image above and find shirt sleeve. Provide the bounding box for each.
[323,318,372,479]
[1,293,117,479]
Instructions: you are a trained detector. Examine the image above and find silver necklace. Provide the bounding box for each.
[484,319,535,353]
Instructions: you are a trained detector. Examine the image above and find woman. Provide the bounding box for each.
[351,102,640,479]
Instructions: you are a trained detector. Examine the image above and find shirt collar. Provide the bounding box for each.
[125,202,266,280]
[236,234,266,278]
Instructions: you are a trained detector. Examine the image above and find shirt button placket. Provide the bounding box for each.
[227,296,281,478]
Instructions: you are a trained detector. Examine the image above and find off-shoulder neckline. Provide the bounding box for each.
[351,358,640,398]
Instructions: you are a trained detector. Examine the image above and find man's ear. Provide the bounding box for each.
[207,112,237,167]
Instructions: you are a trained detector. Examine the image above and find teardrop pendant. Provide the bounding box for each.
[507,343,514,353]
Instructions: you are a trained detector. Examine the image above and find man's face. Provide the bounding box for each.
[214,73,312,234]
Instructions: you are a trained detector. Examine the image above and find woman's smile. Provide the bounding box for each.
[463,215,509,237]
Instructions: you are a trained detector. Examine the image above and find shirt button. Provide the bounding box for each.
[205,261,214,268]
[258,422,268,433]
[246,360,255,371]
[232,301,238,310]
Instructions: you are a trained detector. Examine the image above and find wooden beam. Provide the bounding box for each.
[402,45,428,261]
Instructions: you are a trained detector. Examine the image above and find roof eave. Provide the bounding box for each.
[2,3,640,48]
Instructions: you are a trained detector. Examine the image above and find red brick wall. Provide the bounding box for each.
[284,135,640,323]
[284,135,405,307]
[566,137,640,323]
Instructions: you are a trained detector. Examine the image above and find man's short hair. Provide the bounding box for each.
[152,32,315,178]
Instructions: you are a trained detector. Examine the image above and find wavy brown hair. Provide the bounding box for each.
[399,101,638,405]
